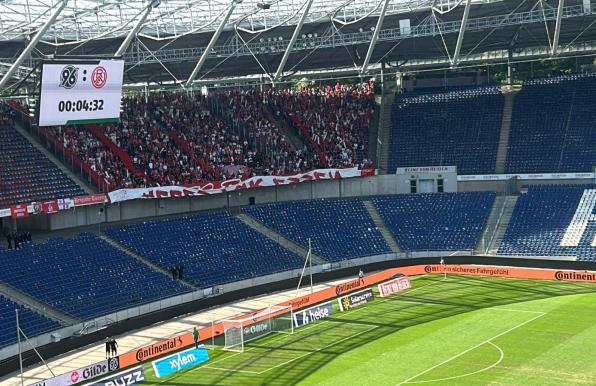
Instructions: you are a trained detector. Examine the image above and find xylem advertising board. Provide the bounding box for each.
[152,345,209,378]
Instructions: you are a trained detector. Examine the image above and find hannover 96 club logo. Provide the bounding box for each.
[59,65,78,89]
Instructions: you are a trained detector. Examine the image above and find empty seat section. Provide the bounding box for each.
[243,198,391,261]
[103,212,304,287]
[0,111,85,207]
[372,192,495,251]
[0,295,61,348]
[388,86,503,174]
[498,185,596,259]
[0,233,188,319]
[505,74,596,173]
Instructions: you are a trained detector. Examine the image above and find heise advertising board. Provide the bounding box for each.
[292,302,334,328]
[152,345,209,378]
[338,288,374,312]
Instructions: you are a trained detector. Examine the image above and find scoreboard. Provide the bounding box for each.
[38,59,124,126]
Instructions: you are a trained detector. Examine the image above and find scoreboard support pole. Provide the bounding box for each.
[0,0,68,92]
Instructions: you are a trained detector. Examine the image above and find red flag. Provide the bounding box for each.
[10,204,29,219]
[42,200,59,214]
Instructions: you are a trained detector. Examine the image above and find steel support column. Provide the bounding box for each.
[552,0,565,56]
[115,3,156,57]
[274,0,315,81]
[360,0,391,75]
[0,0,68,92]
[185,0,237,88]
[451,0,472,67]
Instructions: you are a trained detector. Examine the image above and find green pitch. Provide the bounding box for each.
[144,274,596,385]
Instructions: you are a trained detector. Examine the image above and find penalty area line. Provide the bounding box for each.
[257,325,380,375]
[395,311,546,385]
[405,341,505,384]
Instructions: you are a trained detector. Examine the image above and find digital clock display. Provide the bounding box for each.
[38,60,123,126]
[57,99,104,112]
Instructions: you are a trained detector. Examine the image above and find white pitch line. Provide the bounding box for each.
[201,366,260,374]
[395,311,547,386]
[488,307,546,314]
[257,325,380,375]
[405,341,505,384]
[164,274,443,381]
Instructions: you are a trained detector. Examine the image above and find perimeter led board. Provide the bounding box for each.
[38,59,124,126]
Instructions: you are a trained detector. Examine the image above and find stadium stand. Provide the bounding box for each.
[103,212,305,287]
[213,89,320,176]
[388,86,504,174]
[45,125,141,190]
[243,198,391,261]
[269,82,375,168]
[498,185,596,260]
[372,192,496,251]
[0,109,86,207]
[0,295,61,348]
[505,73,596,173]
[0,233,189,319]
[5,84,375,196]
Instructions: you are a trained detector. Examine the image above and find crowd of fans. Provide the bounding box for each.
[106,97,205,186]
[269,81,375,168]
[214,89,321,176]
[35,82,375,190]
[45,125,144,189]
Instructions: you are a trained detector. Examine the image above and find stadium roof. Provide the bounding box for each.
[0,0,474,42]
[1,0,596,89]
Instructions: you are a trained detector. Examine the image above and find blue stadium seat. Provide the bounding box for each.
[388,86,503,174]
[505,74,596,173]
[372,192,495,251]
[0,233,188,319]
[0,124,85,207]
[0,295,61,348]
[243,198,391,261]
[104,212,305,287]
[498,185,596,259]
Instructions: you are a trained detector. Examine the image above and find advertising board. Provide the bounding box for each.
[292,302,333,328]
[151,345,209,378]
[338,288,374,312]
[378,275,412,297]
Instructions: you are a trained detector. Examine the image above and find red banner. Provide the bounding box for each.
[378,276,412,297]
[108,167,364,204]
[10,204,29,219]
[42,200,60,214]
[73,194,107,207]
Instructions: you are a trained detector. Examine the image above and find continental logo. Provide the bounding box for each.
[335,278,364,296]
[135,336,183,362]
[555,271,596,282]
[424,265,510,276]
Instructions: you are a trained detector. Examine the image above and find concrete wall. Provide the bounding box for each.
[14,175,594,231]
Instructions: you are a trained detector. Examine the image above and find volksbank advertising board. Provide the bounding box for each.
[152,345,209,378]
[293,302,334,328]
